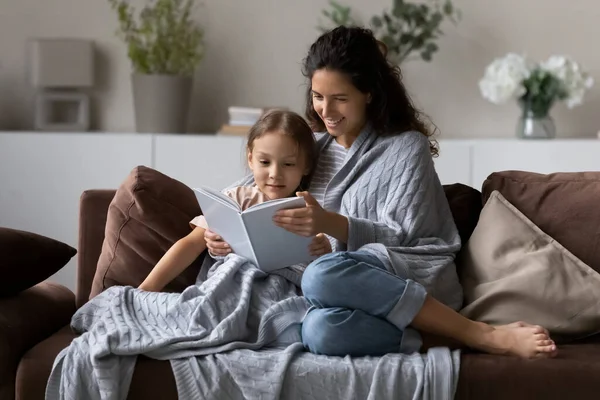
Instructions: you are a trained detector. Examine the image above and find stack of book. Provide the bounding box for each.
[218,106,286,136]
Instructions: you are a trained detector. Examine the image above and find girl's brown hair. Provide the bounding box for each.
[247,110,317,191]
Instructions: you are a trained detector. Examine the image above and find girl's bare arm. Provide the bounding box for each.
[139,227,207,292]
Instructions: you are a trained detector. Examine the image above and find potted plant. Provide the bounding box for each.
[108,0,205,133]
[317,0,460,65]
[479,53,594,139]
[370,0,460,64]
[317,1,360,33]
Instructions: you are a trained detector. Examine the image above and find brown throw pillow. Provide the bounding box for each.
[459,190,600,343]
[0,228,76,296]
[89,166,205,299]
[443,183,483,245]
[482,171,600,274]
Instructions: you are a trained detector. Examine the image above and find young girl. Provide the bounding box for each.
[139,110,330,292]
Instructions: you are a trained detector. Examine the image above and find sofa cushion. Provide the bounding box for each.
[459,190,600,343]
[1,282,75,400]
[482,170,600,274]
[456,339,600,400]
[16,325,178,400]
[89,166,204,299]
[442,183,483,245]
[0,228,76,297]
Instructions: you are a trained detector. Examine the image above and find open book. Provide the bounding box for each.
[193,186,317,272]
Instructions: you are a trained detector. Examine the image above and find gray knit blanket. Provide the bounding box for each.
[46,254,460,400]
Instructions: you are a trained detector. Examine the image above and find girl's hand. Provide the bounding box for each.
[273,192,328,237]
[204,229,231,257]
[309,233,332,257]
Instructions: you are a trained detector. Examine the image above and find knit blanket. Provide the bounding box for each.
[46,254,460,400]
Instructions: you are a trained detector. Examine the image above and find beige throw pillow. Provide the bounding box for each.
[459,190,600,342]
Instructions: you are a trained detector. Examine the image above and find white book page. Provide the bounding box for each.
[241,197,316,272]
[193,188,256,264]
[244,196,304,213]
[193,186,241,211]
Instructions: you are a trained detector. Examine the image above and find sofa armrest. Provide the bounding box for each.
[0,281,75,400]
[77,189,115,308]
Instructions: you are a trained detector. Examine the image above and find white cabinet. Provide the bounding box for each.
[433,141,472,186]
[154,135,477,189]
[0,132,153,291]
[471,140,600,190]
[1,132,599,292]
[154,134,247,190]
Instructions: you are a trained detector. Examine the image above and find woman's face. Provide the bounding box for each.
[311,68,370,148]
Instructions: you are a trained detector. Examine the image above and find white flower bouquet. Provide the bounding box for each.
[479,53,594,117]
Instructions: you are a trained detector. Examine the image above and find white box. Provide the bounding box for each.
[29,38,94,88]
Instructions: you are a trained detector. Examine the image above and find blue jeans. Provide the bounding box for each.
[301,251,427,357]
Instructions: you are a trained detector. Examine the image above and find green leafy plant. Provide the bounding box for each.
[317,0,360,33]
[371,0,461,64]
[519,69,567,117]
[107,0,205,75]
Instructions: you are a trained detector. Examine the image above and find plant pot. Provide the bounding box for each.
[131,73,193,133]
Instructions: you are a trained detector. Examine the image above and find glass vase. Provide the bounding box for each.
[516,99,556,139]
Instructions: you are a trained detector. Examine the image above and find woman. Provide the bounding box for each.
[206,26,557,359]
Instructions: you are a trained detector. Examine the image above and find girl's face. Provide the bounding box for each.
[311,68,371,148]
[247,130,309,200]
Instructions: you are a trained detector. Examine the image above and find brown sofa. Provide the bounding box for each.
[2,170,600,400]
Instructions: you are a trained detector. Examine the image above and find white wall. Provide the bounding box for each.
[1,0,599,138]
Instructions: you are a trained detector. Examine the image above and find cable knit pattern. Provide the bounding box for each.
[46,254,459,400]
[334,130,464,311]
[226,128,463,310]
[46,128,462,399]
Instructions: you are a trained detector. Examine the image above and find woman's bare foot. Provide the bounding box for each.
[496,321,558,357]
[409,295,558,359]
[496,321,542,332]
[469,322,557,359]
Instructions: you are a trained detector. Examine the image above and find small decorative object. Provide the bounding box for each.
[29,38,95,131]
[371,0,461,64]
[479,53,594,139]
[108,0,205,134]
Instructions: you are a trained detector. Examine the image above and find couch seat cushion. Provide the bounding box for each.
[0,282,75,400]
[16,325,178,400]
[456,336,600,400]
[16,326,600,400]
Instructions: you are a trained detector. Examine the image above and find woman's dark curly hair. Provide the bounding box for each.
[301,26,439,157]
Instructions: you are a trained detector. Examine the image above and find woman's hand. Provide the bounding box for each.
[273,192,328,237]
[309,233,332,257]
[204,229,231,257]
[274,191,350,243]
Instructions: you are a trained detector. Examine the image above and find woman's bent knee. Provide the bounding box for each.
[301,252,348,306]
[301,251,386,308]
[301,308,346,356]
